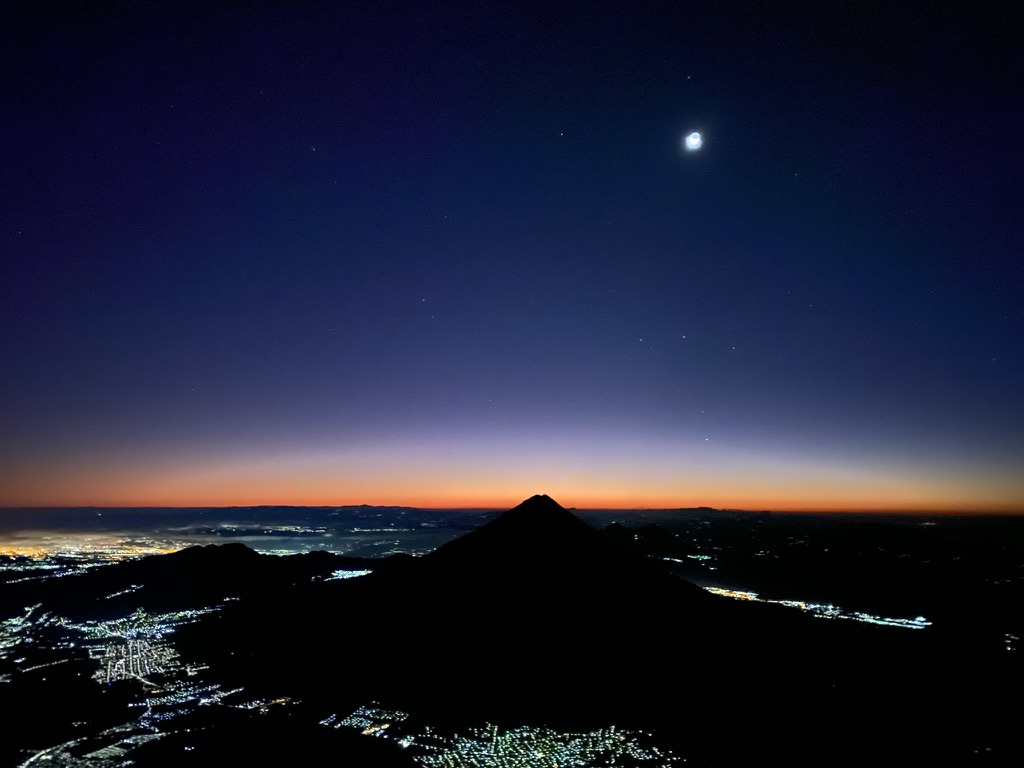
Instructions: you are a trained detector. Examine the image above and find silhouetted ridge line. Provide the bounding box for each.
[382,494,715,609]
[429,493,594,546]
[170,493,919,745]
[421,493,622,566]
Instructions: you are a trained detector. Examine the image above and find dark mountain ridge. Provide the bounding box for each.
[369,494,715,605]
[0,495,1015,765]
[14,494,1009,766]
[0,542,384,621]
[169,495,1008,766]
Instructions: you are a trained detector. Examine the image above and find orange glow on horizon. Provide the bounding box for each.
[2,444,1022,514]
[3,484,1023,515]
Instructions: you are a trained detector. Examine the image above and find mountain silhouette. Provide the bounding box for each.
[179,497,838,726]
[0,495,1016,766]
[169,495,1021,766]
[369,494,715,609]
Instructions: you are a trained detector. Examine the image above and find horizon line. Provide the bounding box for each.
[2,502,1023,516]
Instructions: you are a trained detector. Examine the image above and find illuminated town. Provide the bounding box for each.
[410,724,680,768]
[77,607,220,685]
[0,541,183,564]
[703,587,932,629]
[332,705,682,767]
[1,552,688,768]
[325,568,373,580]
[0,601,238,766]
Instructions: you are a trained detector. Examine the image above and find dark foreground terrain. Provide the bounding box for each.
[2,496,1022,766]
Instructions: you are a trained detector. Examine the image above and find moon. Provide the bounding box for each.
[684,131,703,151]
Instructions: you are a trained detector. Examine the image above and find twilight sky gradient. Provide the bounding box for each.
[2,2,1022,511]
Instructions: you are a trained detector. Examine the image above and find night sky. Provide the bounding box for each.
[2,2,1021,510]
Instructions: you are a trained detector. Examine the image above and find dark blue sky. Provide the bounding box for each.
[2,2,1022,509]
